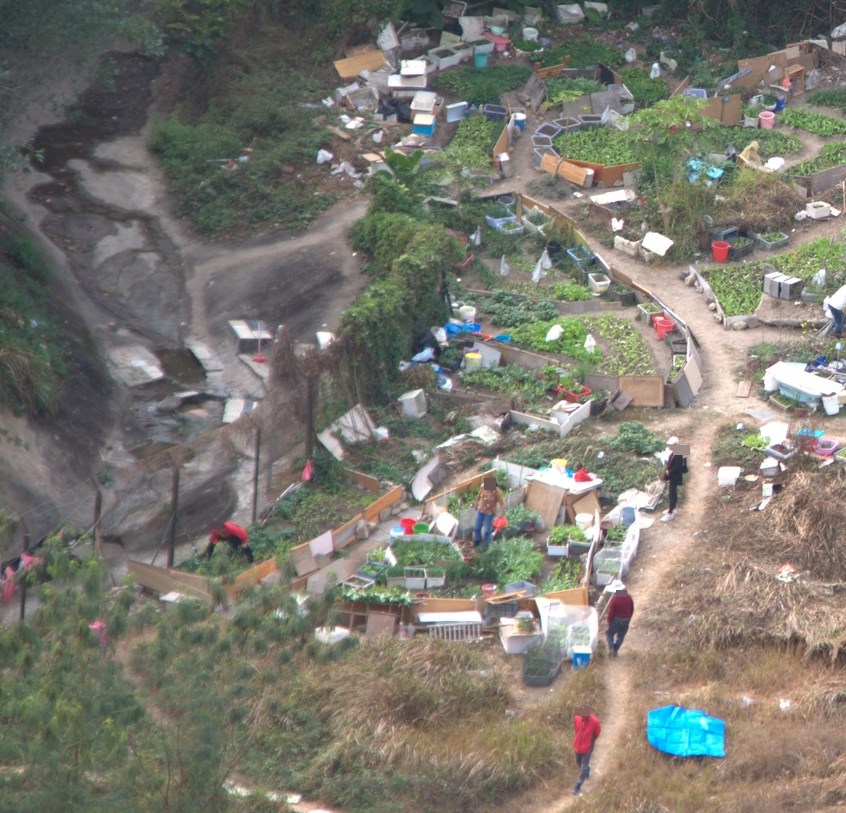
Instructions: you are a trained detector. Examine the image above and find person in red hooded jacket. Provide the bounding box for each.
[205,521,254,563]
[572,706,601,795]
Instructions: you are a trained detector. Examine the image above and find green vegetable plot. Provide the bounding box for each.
[434,65,532,107]
[443,114,500,170]
[787,142,846,177]
[461,364,551,402]
[619,67,670,107]
[508,313,655,376]
[705,238,846,316]
[779,108,846,136]
[544,77,605,107]
[554,128,636,166]
[807,88,846,110]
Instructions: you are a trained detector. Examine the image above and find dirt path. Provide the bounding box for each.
[491,102,839,810]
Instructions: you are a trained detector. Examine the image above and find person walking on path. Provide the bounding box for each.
[661,436,687,523]
[205,521,255,563]
[472,476,505,547]
[572,706,601,795]
[606,579,634,656]
[826,283,846,337]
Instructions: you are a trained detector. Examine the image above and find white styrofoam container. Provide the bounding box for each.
[399,388,427,417]
[806,201,831,219]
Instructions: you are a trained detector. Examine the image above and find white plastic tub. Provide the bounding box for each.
[717,466,742,488]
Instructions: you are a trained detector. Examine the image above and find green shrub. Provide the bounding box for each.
[434,65,532,107]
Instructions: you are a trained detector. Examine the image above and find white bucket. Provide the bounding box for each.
[717,466,742,488]
[459,305,476,323]
[575,513,594,531]
[823,393,840,416]
[522,26,539,41]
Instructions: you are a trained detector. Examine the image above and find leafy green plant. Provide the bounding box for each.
[461,365,550,402]
[607,422,666,455]
[554,128,637,166]
[443,114,500,171]
[336,584,414,605]
[807,88,846,111]
[787,142,846,178]
[389,538,463,568]
[619,67,670,107]
[433,65,532,107]
[543,77,605,107]
[780,108,846,137]
[533,37,623,69]
[552,281,592,302]
[504,504,541,530]
[549,524,586,543]
[484,290,559,327]
[472,536,544,584]
[540,559,581,592]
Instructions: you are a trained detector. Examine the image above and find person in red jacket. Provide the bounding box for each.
[606,579,634,657]
[572,706,601,795]
[205,521,254,563]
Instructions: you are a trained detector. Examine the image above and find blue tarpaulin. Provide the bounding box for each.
[647,705,726,758]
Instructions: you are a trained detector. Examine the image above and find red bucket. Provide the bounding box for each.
[711,240,730,262]
[654,316,676,340]
[400,517,416,535]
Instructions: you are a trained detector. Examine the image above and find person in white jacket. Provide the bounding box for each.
[828,284,846,337]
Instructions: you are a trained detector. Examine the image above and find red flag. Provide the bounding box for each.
[301,459,314,482]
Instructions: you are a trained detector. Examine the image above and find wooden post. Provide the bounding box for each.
[251,426,261,523]
[166,464,180,568]
[305,376,317,460]
[92,483,103,560]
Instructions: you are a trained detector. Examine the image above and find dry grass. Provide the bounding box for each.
[718,169,806,233]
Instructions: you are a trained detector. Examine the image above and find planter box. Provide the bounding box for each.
[712,226,739,243]
[469,39,495,55]
[588,272,611,294]
[485,213,517,228]
[756,232,789,251]
[483,103,508,122]
[356,561,387,581]
[637,302,663,322]
[578,113,603,128]
[522,655,563,687]
[522,209,551,234]
[429,48,461,69]
[535,121,564,139]
[806,201,831,220]
[547,541,568,557]
[504,579,537,595]
[496,220,525,236]
[553,116,581,133]
[765,442,797,461]
[533,147,558,167]
[566,245,595,268]
[502,630,542,655]
[614,235,642,258]
[729,240,754,260]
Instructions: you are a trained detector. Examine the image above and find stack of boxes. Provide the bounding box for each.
[763,270,804,300]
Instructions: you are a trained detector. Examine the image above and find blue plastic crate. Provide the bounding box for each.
[566,246,595,268]
[572,647,591,669]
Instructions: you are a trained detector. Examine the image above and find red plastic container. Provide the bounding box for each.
[654,316,676,340]
[711,240,730,262]
[400,517,417,535]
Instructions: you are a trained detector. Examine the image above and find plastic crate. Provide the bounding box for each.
[566,246,595,268]
[504,580,537,596]
[484,598,519,621]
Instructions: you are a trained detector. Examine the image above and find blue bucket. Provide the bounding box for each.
[774,97,786,112]
[474,51,488,68]
[621,506,636,527]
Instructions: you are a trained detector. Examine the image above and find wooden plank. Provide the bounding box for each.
[332,513,362,550]
[533,58,570,79]
[572,490,601,521]
[618,375,665,407]
[542,586,589,605]
[425,469,497,513]
[327,125,352,142]
[333,50,386,79]
[365,610,397,639]
[736,380,753,397]
[363,485,404,523]
[232,558,278,594]
[290,543,318,577]
[345,468,381,492]
[128,560,177,596]
[525,480,566,530]
[539,153,592,186]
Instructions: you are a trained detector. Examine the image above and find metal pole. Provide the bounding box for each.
[166,465,180,568]
[93,483,103,559]
[305,376,316,460]
[252,426,261,524]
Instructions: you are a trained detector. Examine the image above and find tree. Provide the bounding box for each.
[628,96,720,232]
